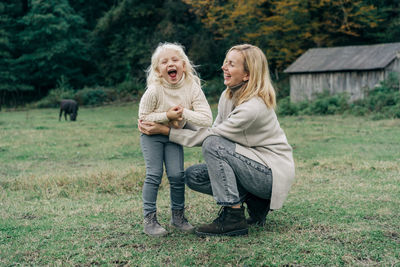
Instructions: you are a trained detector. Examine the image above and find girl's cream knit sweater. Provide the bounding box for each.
[138,76,212,128]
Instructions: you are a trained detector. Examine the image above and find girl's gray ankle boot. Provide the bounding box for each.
[143,212,168,237]
[170,209,195,232]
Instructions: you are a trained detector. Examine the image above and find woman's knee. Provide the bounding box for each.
[184,164,208,188]
[202,135,222,155]
[184,165,198,189]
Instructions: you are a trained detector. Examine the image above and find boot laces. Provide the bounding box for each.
[177,213,188,224]
[172,210,189,224]
[213,207,227,225]
[144,213,160,225]
[180,215,189,224]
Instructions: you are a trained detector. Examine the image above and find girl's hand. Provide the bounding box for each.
[138,120,170,136]
[166,105,183,120]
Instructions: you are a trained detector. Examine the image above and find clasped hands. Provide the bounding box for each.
[166,105,184,128]
[138,105,183,136]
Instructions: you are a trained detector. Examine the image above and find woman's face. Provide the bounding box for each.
[157,49,186,84]
[221,50,249,87]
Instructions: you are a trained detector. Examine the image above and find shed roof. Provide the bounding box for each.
[284,42,400,74]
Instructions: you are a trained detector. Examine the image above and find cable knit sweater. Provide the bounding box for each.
[139,76,213,128]
[169,90,295,210]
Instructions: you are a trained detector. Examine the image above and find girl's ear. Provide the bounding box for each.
[155,67,161,77]
[183,61,186,72]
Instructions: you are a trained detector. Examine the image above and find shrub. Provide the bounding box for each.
[116,78,144,94]
[75,86,117,106]
[350,72,400,118]
[277,91,349,116]
[34,76,75,108]
[34,88,76,108]
[306,91,349,115]
[115,78,145,102]
[277,96,298,116]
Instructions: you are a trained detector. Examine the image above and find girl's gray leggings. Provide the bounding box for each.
[140,134,184,216]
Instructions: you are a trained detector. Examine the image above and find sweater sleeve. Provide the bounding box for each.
[182,84,213,127]
[211,102,258,143]
[170,98,258,148]
[169,127,213,147]
[138,87,169,123]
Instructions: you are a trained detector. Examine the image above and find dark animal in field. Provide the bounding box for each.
[59,99,78,121]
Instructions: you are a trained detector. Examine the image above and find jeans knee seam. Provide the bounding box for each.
[217,159,231,201]
[226,150,272,175]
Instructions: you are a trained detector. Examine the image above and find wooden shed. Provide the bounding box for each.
[284,42,400,102]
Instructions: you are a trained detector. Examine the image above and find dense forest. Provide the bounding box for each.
[1,0,399,107]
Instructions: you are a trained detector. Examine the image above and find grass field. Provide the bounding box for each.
[1,104,399,266]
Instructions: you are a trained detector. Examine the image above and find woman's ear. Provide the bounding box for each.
[243,72,249,82]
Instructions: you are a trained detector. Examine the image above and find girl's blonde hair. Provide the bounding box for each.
[225,44,276,109]
[146,42,200,88]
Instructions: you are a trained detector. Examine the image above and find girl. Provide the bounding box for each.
[139,44,295,237]
[138,42,212,237]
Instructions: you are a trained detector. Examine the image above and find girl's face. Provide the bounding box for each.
[157,49,186,84]
[221,50,249,87]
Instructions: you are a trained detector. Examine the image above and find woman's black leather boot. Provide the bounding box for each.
[195,206,248,237]
[245,194,270,226]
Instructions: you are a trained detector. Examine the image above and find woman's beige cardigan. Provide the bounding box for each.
[169,90,295,210]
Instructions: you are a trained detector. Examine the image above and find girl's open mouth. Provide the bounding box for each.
[168,70,177,78]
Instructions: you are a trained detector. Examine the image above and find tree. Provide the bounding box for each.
[14,0,90,99]
[185,0,380,71]
[89,0,163,85]
[258,0,381,69]
[0,1,33,107]
[363,0,400,43]
[69,0,116,30]
[154,0,224,80]
[89,0,221,85]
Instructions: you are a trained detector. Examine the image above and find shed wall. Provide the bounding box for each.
[386,58,400,73]
[290,69,389,102]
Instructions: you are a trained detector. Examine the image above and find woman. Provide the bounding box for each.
[138,44,295,237]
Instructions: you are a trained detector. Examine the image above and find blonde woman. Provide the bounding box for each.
[139,44,295,237]
[138,42,212,237]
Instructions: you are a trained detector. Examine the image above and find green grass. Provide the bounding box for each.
[1,105,399,266]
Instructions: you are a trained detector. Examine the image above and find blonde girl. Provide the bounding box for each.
[138,42,212,237]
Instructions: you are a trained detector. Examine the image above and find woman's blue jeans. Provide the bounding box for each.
[185,136,273,206]
[140,134,185,216]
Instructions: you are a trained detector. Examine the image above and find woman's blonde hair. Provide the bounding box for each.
[146,42,200,88]
[225,44,276,109]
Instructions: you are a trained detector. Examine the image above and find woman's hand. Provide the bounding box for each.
[138,120,170,136]
[168,120,181,129]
